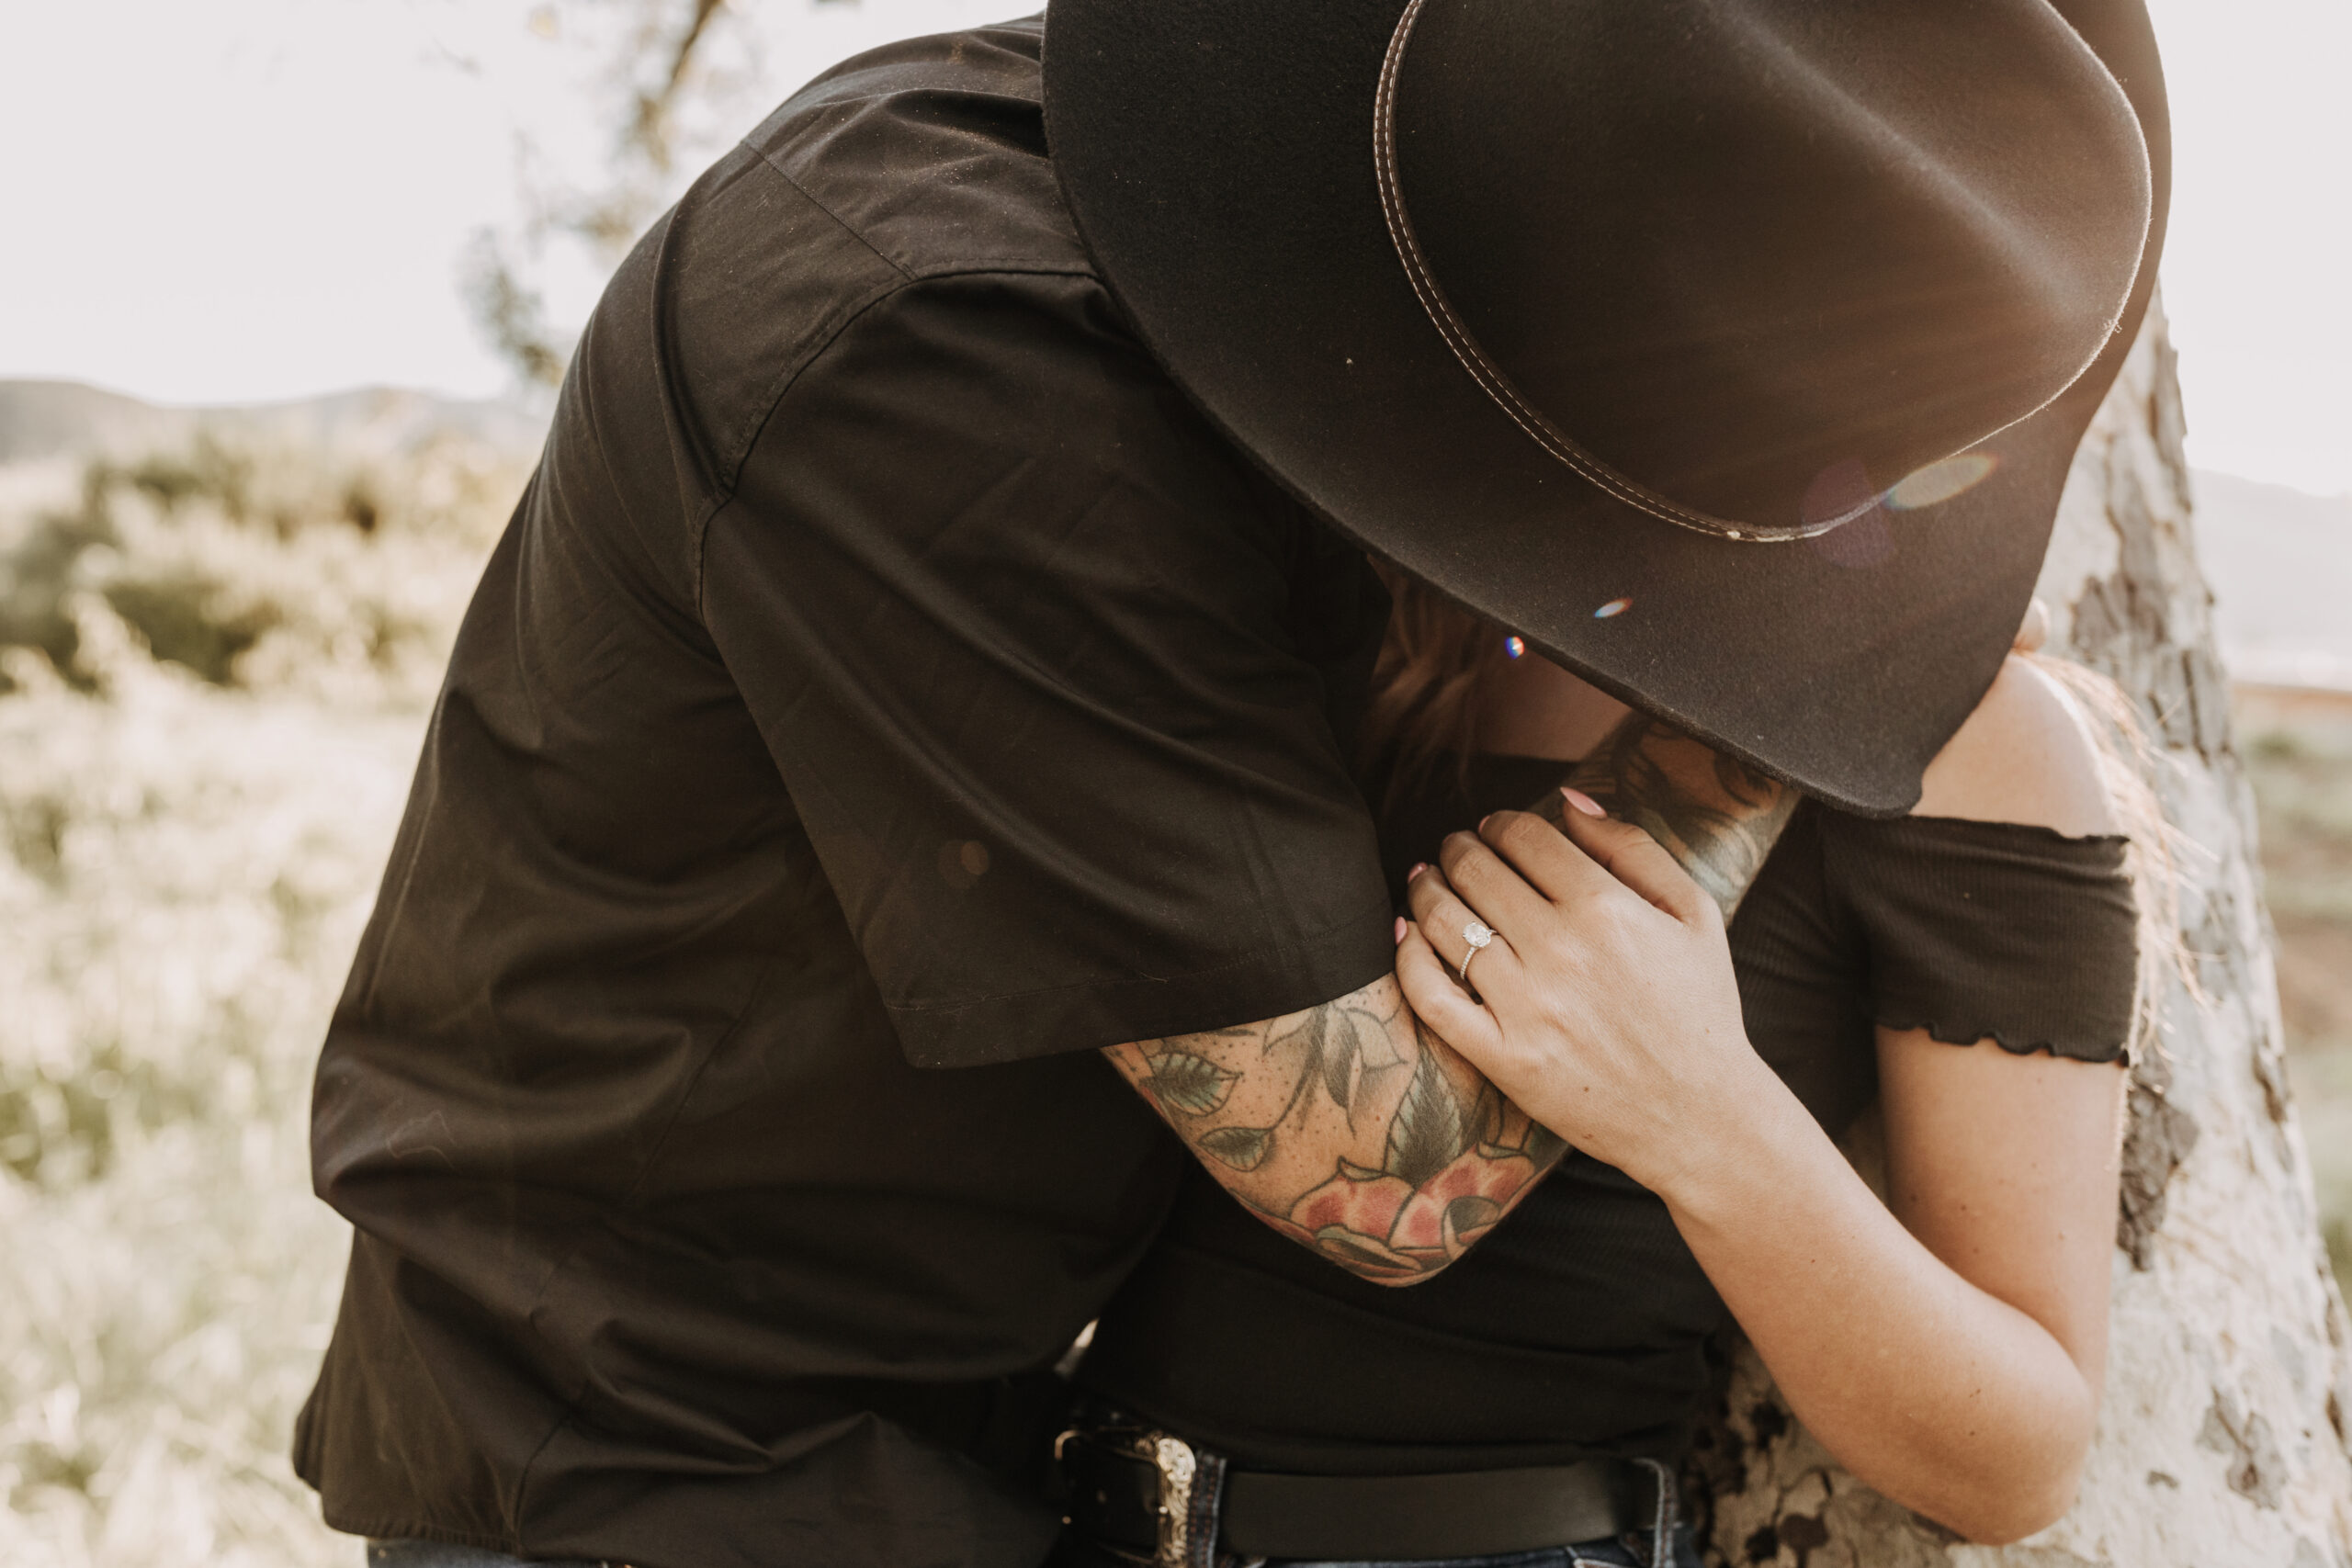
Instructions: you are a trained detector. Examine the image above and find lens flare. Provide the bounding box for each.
[1503,635,1526,660]
[1886,453,1999,511]
[1808,509,1895,570]
[1594,598,1631,619]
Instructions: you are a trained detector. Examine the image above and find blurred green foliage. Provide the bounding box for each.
[0,430,519,696]
[2238,688,2352,1303]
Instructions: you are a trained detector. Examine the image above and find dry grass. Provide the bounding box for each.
[0,431,522,1566]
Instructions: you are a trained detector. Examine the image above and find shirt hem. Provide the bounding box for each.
[317,1511,525,1558]
[1872,1009,2132,1066]
[892,897,1397,1067]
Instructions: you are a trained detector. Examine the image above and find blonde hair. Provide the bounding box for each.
[2022,650,2194,1063]
[1356,561,1506,801]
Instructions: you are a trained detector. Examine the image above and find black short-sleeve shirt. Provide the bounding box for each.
[293,20,1394,1567]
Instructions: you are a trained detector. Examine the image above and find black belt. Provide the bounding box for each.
[1057,1425,1666,1565]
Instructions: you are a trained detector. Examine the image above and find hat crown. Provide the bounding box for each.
[1386,0,2152,537]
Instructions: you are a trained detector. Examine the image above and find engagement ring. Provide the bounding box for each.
[1460,919,1495,992]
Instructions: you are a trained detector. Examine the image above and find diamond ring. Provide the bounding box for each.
[1460,919,1496,992]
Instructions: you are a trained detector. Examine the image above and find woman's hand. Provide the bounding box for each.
[1396,654,2134,1543]
[1396,797,1769,1197]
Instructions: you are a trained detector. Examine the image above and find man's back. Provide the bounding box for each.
[294,20,1396,1567]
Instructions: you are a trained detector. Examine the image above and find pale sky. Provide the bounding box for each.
[1,0,2346,495]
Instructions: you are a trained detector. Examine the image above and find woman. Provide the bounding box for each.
[1057,571,2156,1566]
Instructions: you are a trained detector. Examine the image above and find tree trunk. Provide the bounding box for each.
[1688,299,2352,1566]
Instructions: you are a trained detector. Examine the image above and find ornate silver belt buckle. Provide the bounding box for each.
[1079,1427,1205,1568]
[1148,1433,1201,1568]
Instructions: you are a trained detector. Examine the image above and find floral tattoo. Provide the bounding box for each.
[1105,981,1566,1283]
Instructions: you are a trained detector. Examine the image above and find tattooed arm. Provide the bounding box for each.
[1550,715,1797,922]
[1102,711,1795,1285]
[1103,977,1557,1283]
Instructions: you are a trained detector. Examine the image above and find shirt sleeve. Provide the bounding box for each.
[697,270,1396,1067]
[1819,812,2140,1063]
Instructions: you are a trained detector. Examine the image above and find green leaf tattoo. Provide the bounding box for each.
[1383,1045,1470,1190]
[1197,1124,1275,1172]
[1139,1050,1239,1118]
[1446,1194,1502,1236]
[1321,1010,1360,1111]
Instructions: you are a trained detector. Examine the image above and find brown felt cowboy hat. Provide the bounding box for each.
[1044,0,2169,815]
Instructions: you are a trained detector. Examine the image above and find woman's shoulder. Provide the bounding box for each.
[1910,654,2117,838]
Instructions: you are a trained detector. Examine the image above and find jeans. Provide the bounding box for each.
[369,1527,1702,1568]
[366,1542,606,1568]
[1051,1526,1702,1568]
[1275,1530,1704,1568]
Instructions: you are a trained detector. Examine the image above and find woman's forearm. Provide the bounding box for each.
[1397,651,2129,1542]
[1661,1057,2098,1543]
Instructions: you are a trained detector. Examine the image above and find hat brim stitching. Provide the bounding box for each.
[1373,0,1871,544]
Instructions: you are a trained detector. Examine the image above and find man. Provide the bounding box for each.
[294,5,2161,1565]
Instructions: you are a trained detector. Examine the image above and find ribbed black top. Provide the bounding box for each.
[1078,753,2136,1474]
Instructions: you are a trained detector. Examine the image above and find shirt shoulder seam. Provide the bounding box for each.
[687,261,1103,621]
[751,147,916,284]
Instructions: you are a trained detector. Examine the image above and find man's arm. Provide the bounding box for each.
[1103,974,1554,1283]
[1553,715,1797,920]
[1103,713,1797,1285]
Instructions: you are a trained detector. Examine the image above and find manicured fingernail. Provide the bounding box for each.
[1560,786,1607,818]
[1394,916,1408,945]
[1408,862,1429,879]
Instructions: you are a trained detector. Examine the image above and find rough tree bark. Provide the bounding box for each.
[1686,301,2352,1564]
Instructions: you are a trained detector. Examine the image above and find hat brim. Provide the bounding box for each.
[1043,0,2165,816]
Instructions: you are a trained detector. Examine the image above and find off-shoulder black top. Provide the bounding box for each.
[1077,752,2138,1474]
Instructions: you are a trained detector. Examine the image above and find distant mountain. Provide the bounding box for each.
[0,379,548,465]
[0,381,190,464]
[2193,470,2352,690]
